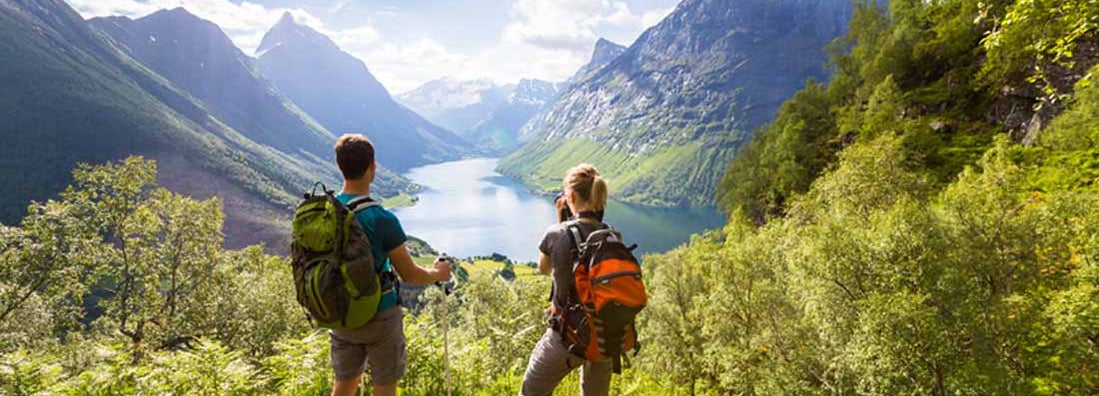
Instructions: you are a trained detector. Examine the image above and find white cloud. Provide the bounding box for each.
[640,6,676,27]
[340,37,584,94]
[66,0,673,94]
[328,25,382,54]
[328,1,351,14]
[353,38,475,93]
[501,0,669,52]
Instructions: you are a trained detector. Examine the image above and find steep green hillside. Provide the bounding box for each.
[635,0,1099,393]
[498,138,737,206]
[720,0,1099,222]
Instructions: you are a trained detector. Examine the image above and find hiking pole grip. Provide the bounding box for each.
[434,255,454,295]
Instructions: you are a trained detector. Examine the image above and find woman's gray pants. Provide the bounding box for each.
[520,328,612,396]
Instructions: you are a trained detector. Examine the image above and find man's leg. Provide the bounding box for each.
[520,328,580,396]
[363,307,407,395]
[330,330,368,396]
[372,382,397,396]
[329,308,405,396]
[329,367,399,396]
[579,358,613,396]
[331,374,363,396]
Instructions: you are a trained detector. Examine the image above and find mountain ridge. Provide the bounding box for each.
[88,8,335,158]
[255,13,470,171]
[0,0,341,250]
[501,0,854,207]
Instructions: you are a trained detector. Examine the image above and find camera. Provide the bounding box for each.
[555,193,572,222]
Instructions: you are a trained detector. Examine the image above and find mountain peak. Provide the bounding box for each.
[147,7,201,23]
[254,13,469,170]
[101,7,228,48]
[590,38,626,67]
[594,37,623,51]
[257,11,333,55]
[278,11,295,25]
[564,38,627,84]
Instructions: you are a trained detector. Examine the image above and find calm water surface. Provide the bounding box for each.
[393,158,725,262]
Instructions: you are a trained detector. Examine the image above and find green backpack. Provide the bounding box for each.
[290,184,383,330]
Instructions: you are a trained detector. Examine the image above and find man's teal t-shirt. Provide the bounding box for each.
[336,193,405,312]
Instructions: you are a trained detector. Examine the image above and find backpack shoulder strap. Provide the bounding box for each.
[565,221,586,256]
[347,196,380,213]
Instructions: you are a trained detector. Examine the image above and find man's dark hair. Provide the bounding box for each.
[334,134,375,180]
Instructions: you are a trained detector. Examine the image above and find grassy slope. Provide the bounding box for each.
[381,193,418,209]
[462,259,539,278]
[498,138,737,207]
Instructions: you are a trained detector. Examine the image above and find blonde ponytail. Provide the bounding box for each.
[590,175,607,211]
[564,163,608,210]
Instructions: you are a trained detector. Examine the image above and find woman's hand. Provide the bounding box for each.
[538,253,551,275]
[555,193,571,223]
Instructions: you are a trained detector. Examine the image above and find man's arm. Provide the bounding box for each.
[388,243,450,285]
[538,253,551,275]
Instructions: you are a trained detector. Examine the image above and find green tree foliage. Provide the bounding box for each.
[650,131,1099,394]
[981,0,1099,100]
[4,130,1097,395]
[0,159,667,395]
[0,156,311,393]
[719,82,837,222]
[719,0,1099,221]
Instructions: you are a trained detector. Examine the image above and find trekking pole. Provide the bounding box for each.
[436,255,453,396]
[442,283,450,396]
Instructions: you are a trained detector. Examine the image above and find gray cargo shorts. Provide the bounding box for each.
[329,306,407,385]
[520,328,612,396]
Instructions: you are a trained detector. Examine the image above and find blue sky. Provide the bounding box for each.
[68,0,679,93]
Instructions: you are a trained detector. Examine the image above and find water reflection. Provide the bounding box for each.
[392,158,725,262]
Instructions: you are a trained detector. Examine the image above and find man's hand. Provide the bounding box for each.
[433,258,452,282]
[390,244,450,286]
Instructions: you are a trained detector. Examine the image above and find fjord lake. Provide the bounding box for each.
[392,158,726,262]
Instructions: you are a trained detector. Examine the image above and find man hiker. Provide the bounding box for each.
[329,134,451,396]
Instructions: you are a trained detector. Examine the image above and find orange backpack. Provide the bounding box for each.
[554,221,647,374]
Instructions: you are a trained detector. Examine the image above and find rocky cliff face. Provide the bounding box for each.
[501,0,853,207]
[518,38,626,144]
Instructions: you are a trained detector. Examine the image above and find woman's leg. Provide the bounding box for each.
[579,358,613,396]
[520,328,580,396]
